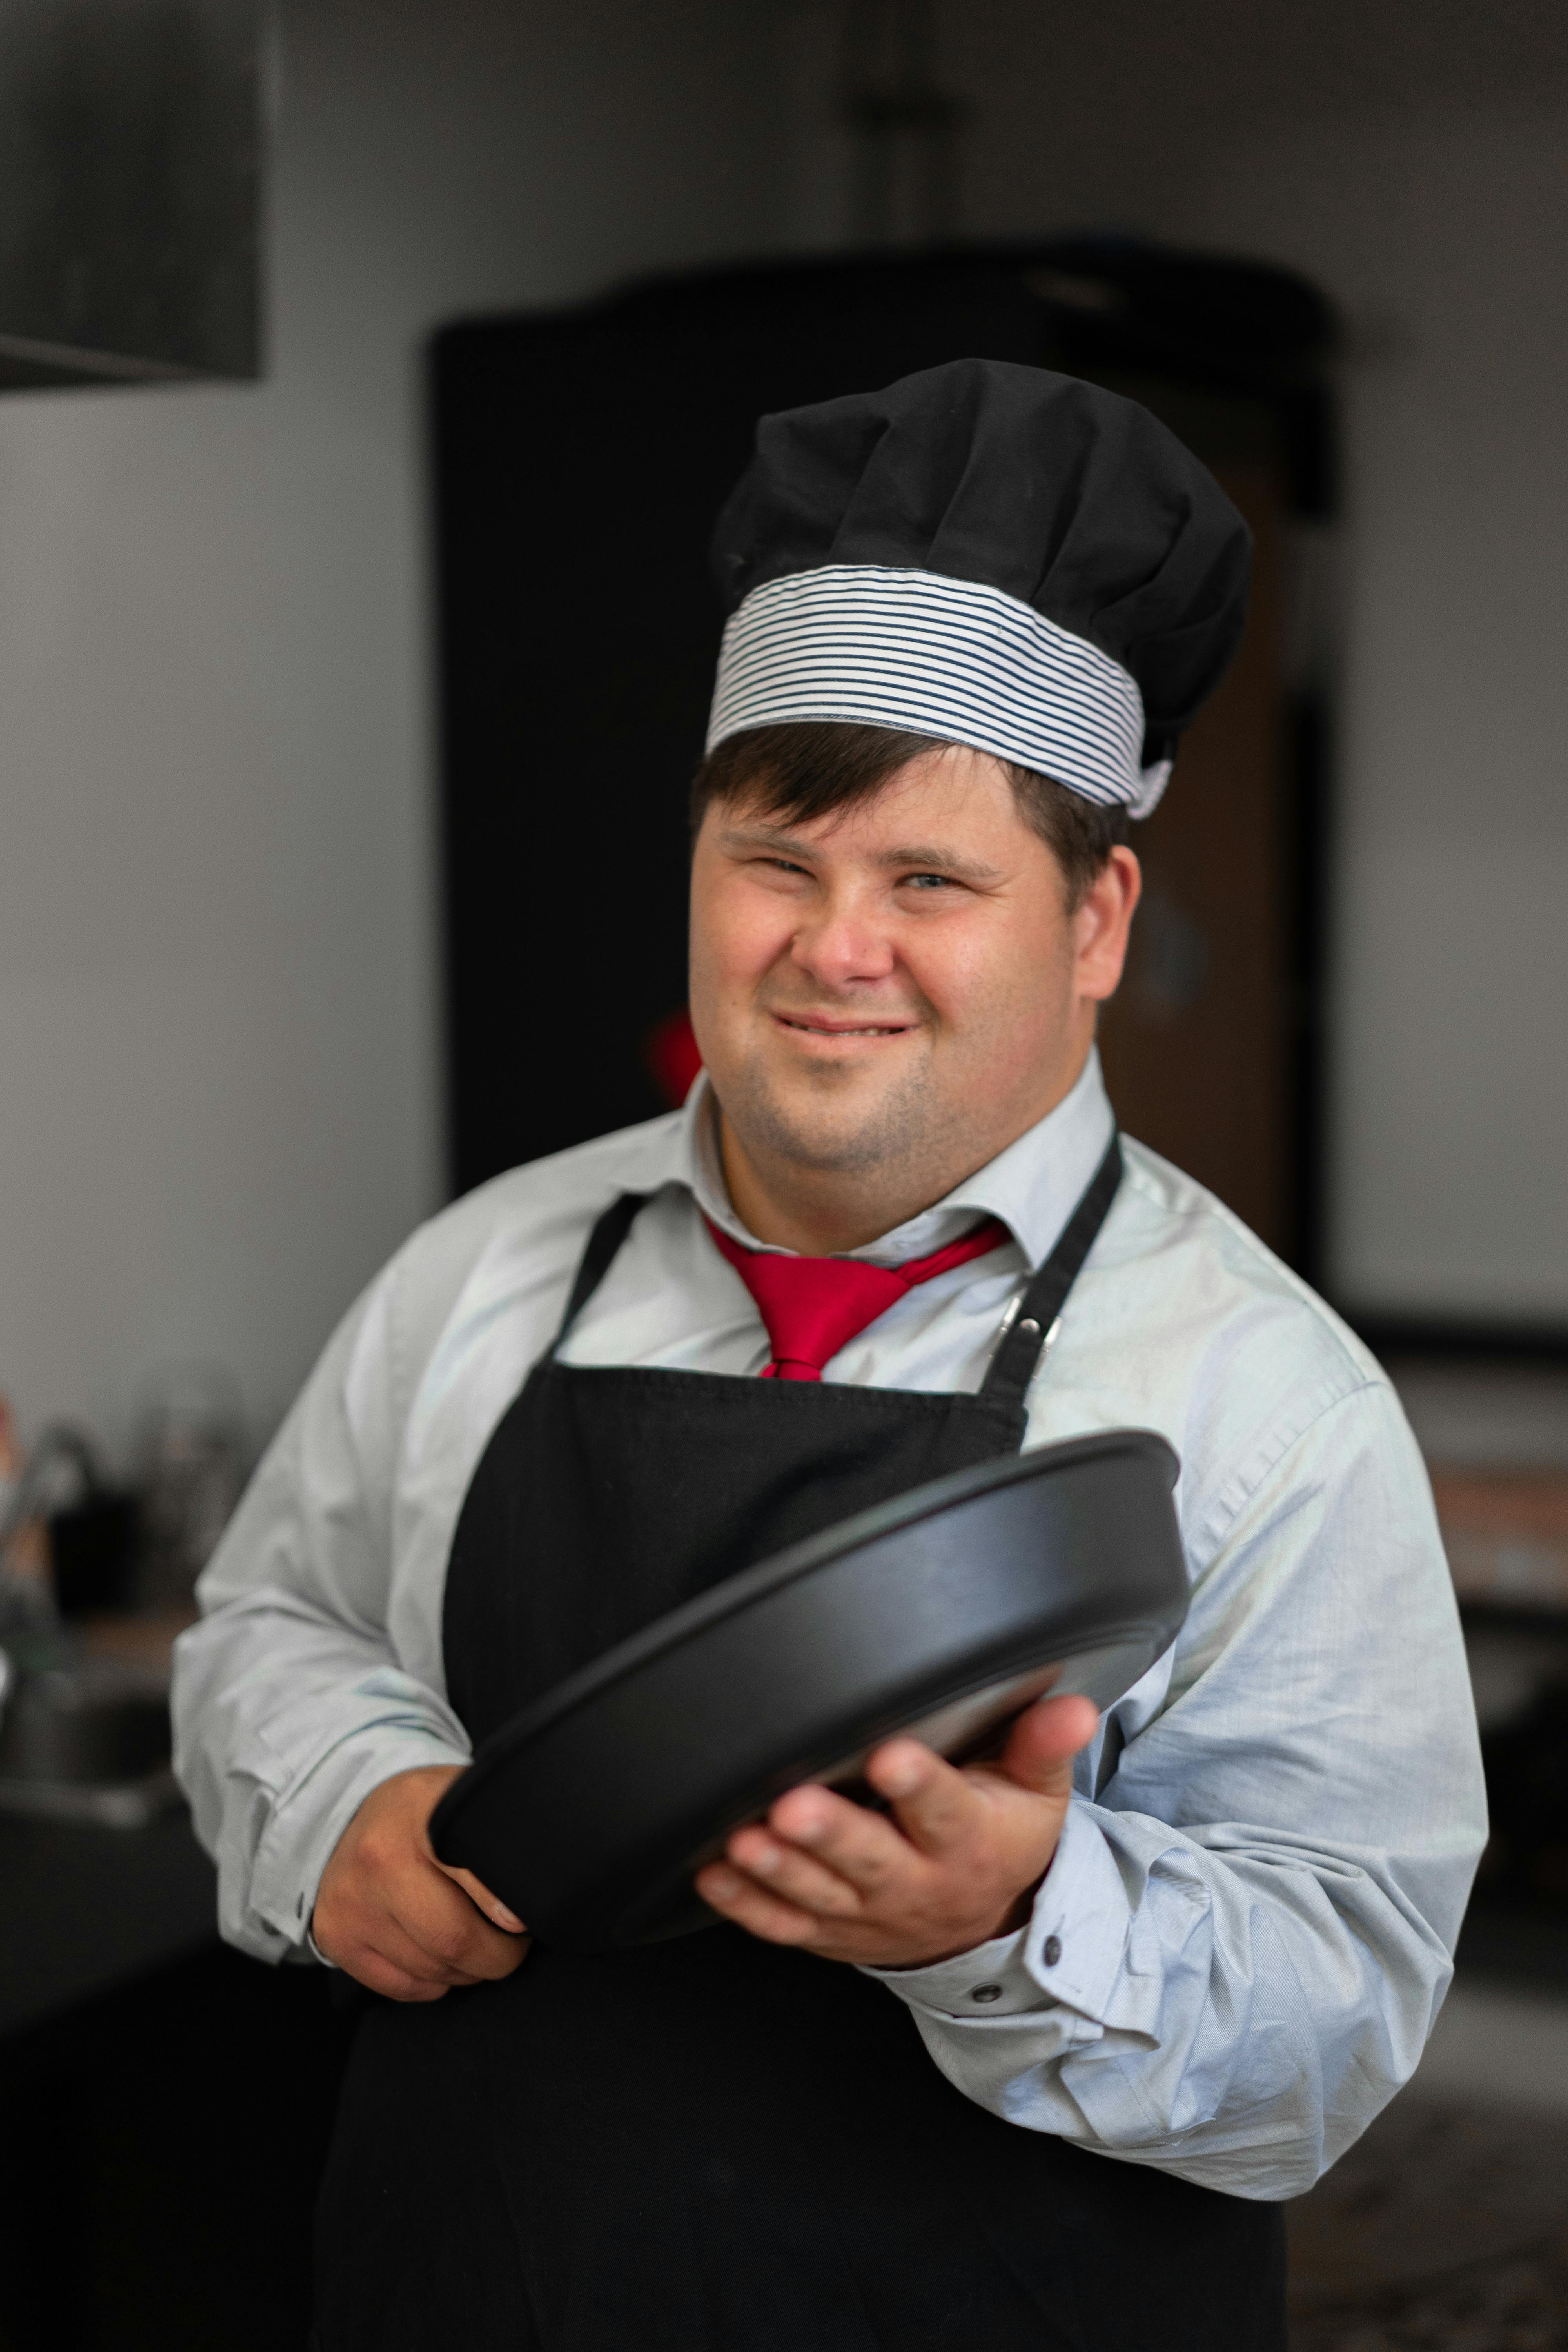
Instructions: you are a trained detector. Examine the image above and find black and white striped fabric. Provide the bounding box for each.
[706,564,1174,818]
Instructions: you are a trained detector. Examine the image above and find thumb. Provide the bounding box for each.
[996,1692,1100,1795]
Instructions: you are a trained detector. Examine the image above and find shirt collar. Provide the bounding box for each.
[652,1047,1114,1271]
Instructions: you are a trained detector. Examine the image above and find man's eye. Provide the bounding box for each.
[902,871,955,891]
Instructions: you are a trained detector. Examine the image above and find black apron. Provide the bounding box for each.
[316,1143,1285,2352]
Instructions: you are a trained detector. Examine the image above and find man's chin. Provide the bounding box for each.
[716,1065,935,1178]
[742,1122,891,1177]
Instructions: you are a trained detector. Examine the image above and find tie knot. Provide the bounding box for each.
[704,1214,1010,1380]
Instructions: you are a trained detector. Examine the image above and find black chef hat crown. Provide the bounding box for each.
[706,358,1252,815]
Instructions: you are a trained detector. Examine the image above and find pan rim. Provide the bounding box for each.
[433,1425,1178,1847]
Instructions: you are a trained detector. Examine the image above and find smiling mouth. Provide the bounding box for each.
[772,1013,915,1039]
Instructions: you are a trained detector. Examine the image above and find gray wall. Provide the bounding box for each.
[785,0,1568,1324]
[985,4,1568,1324]
[1179,103,1568,1322]
[0,0,784,1451]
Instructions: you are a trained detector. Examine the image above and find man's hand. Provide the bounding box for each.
[312,1765,530,2001]
[695,1692,1099,1969]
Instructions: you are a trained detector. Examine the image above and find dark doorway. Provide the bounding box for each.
[432,241,1333,1263]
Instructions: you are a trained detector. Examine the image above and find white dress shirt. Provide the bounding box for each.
[172,1049,1486,2200]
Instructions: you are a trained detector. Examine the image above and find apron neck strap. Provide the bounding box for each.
[554,1191,652,1346]
[979,1134,1123,1410]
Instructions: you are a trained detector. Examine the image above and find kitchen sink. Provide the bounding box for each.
[0,1653,179,1827]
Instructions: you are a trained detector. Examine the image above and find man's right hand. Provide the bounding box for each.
[311,1764,530,2001]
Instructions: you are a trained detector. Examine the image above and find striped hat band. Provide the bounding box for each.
[706,565,1173,819]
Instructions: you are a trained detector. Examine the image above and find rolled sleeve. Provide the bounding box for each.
[172,1270,472,1964]
[864,1382,1486,2200]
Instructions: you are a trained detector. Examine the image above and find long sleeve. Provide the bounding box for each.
[171,1095,1486,2198]
[873,1380,1487,2200]
[171,1269,472,1964]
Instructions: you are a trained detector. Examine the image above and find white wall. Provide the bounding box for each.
[0,0,786,1453]
[783,0,1568,1324]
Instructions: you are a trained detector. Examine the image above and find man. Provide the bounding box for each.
[174,360,1485,2352]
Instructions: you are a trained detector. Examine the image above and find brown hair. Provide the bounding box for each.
[690,722,1130,911]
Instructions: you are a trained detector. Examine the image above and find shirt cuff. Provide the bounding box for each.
[859,1797,1132,2025]
[1018,1797,1132,2022]
[861,1922,1043,2017]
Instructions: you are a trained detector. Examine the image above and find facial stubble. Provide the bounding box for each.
[714,1037,970,1187]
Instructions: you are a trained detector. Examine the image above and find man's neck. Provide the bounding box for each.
[715,1052,1091,1255]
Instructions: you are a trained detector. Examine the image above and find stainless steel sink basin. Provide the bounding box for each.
[0,1654,178,1826]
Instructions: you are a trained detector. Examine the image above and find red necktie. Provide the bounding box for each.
[705,1214,1011,1381]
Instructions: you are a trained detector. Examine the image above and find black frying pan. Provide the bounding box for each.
[432,1428,1185,1951]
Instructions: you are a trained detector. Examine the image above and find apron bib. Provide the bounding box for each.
[316,1143,1285,2352]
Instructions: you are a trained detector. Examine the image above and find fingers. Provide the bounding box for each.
[435,1859,528,1935]
[695,1860,820,1946]
[768,1779,929,1890]
[724,1821,865,1917]
[395,1863,528,1984]
[693,1705,1100,1971]
[313,1764,530,2000]
[355,1907,490,1993]
[996,1693,1100,1792]
[341,1949,456,2003]
[318,1871,528,1997]
[861,1698,1100,1846]
[862,1739,987,1860]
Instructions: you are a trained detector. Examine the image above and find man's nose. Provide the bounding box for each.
[789,896,897,989]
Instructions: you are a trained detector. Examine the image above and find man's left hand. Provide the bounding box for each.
[695,1691,1100,1969]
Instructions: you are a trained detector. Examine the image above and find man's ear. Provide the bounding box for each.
[1074,847,1142,1007]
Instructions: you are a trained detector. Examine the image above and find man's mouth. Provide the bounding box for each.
[771,1012,915,1040]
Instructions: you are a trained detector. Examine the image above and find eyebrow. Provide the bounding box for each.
[718,825,1005,887]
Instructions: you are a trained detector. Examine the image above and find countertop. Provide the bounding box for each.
[0,1803,218,2041]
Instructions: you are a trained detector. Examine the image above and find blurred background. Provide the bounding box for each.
[1,2,1566,2344]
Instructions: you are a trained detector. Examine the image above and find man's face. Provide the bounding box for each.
[688,746,1139,1214]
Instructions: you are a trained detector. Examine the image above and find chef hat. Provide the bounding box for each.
[707,358,1252,818]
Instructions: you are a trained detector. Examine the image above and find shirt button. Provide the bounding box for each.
[1042,1935,1062,1967]
[970,1982,1004,2004]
